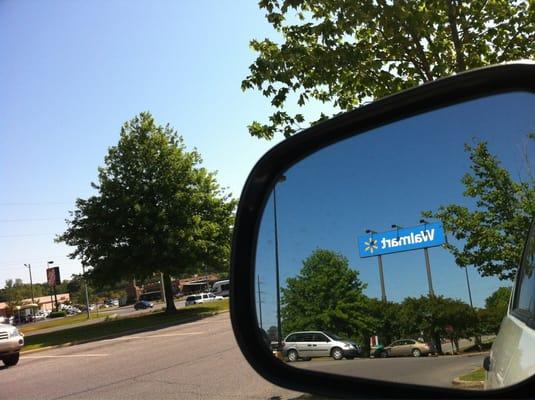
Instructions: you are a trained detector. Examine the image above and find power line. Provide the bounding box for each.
[0,202,73,206]
[0,233,58,238]
[0,217,65,223]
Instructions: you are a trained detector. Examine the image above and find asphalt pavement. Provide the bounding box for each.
[294,352,487,388]
[2,312,487,399]
[1,313,300,400]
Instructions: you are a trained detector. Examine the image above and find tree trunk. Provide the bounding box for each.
[163,272,176,313]
[433,332,443,355]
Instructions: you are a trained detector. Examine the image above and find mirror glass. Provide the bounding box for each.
[254,92,535,390]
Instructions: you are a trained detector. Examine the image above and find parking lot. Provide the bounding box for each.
[292,352,487,388]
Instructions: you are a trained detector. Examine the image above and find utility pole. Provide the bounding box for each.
[160,272,166,306]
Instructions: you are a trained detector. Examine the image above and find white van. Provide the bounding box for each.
[211,280,230,297]
[485,218,535,389]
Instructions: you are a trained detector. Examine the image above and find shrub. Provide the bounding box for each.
[48,311,67,318]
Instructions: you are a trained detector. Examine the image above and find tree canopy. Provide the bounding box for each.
[424,140,535,280]
[281,249,375,341]
[58,112,236,312]
[242,0,534,139]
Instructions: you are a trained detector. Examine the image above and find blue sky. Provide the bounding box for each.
[255,92,535,329]
[0,1,339,285]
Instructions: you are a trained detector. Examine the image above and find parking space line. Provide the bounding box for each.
[106,331,205,341]
[23,354,109,358]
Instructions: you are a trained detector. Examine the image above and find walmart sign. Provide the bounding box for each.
[357,223,445,258]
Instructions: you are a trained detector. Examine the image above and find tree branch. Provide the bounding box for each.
[446,0,466,72]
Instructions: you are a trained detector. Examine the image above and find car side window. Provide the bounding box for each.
[302,333,314,342]
[286,334,297,342]
[313,333,329,342]
[512,219,535,323]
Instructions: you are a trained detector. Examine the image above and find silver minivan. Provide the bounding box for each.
[282,331,361,361]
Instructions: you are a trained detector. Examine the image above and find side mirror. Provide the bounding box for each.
[230,62,535,398]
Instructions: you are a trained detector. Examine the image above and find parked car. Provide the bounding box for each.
[134,300,154,310]
[33,311,47,321]
[0,322,24,367]
[383,339,432,357]
[105,299,119,307]
[282,331,361,362]
[185,293,224,306]
[67,307,81,315]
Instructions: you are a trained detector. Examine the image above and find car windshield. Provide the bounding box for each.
[4,0,533,398]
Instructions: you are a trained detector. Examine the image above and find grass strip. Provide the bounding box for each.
[23,299,229,352]
[20,313,107,334]
[459,368,485,382]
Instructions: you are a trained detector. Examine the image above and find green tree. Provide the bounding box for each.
[399,295,476,354]
[58,112,236,312]
[267,325,278,342]
[281,249,375,344]
[478,286,512,334]
[425,141,535,280]
[242,0,534,139]
[367,299,403,346]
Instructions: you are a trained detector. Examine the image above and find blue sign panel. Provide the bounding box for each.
[358,223,445,258]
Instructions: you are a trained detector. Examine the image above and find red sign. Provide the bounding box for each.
[47,267,61,287]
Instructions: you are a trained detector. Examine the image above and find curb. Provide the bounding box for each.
[21,310,226,355]
[452,377,484,389]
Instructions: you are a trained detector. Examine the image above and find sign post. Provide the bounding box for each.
[46,266,61,311]
[423,247,435,297]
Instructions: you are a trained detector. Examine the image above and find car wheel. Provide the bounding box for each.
[287,349,298,362]
[331,347,343,360]
[2,353,19,367]
[380,350,389,358]
[412,348,422,357]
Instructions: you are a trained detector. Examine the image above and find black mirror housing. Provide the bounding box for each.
[230,62,535,399]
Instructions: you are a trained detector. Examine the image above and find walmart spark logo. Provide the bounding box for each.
[364,238,378,254]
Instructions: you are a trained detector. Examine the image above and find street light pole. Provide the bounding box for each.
[273,175,286,351]
[82,264,91,319]
[464,266,474,309]
[47,261,54,312]
[257,275,263,330]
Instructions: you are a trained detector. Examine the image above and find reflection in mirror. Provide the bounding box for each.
[254,92,535,390]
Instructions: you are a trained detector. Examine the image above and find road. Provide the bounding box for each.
[2,313,300,400]
[3,313,487,399]
[294,353,487,388]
